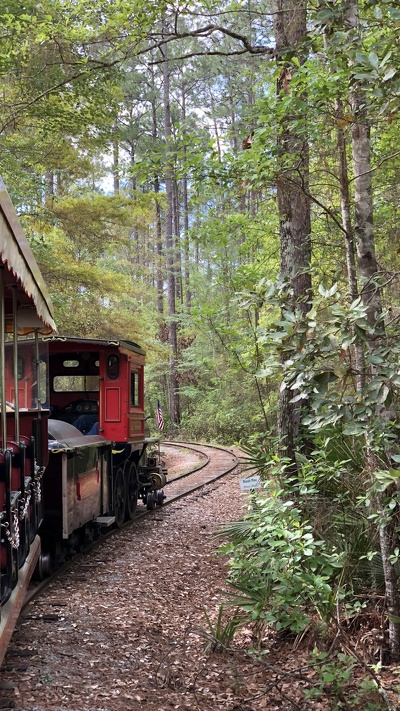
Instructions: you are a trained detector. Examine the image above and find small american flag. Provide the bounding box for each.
[156,400,164,430]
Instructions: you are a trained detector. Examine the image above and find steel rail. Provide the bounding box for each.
[162,442,210,482]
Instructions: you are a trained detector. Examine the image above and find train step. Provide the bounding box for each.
[95,516,116,527]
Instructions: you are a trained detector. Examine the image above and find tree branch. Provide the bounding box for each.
[147,24,274,58]
[348,149,400,183]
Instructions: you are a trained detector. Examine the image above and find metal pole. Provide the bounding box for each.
[34,329,42,414]
[0,267,7,449]
[12,286,20,442]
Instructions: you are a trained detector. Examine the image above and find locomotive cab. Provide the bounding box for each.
[44,338,146,443]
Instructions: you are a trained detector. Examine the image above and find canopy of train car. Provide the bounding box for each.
[42,335,145,356]
[0,179,57,667]
[0,178,56,334]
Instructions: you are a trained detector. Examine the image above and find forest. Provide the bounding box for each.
[2,0,400,703]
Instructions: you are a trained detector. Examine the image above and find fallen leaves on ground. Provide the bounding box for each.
[0,448,399,710]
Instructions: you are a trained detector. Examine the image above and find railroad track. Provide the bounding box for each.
[21,441,239,609]
[156,440,239,500]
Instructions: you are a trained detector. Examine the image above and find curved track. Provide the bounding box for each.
[21,441,238,610]
[162,441,239,501]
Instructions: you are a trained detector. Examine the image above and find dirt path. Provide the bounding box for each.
[0,452,398,710]
[1,466,250,711]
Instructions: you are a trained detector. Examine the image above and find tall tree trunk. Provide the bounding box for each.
[273,0,312,466]
[228,86,238,153]
[127,145,140,263]
[209,90,222,162]
[173,177,183,305]
[335,99,365,390]
[130,145,137,194]
[182,169,191,312]
[150,66,164,316]
[181,86,191,312]
[113,139,120,195]
[346,0,400,661]
[154,176,164,315]
[161,31,180,426]
[336,101,358,301]
[350,98,383,330]
[44,169,54,207]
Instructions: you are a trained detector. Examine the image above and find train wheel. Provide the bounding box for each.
[125,462,138,521]
[146,492,155,511]
[36,551,52,580]
[113,468,125,528]
[156,489,165,506]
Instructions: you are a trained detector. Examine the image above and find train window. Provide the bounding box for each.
[17,355,25,380]
[53,375,100,392]
[63,360,79,368]
[86,375,99,390]
[131,371,140,407]
[38,360,48,407]
[107,354,119,380]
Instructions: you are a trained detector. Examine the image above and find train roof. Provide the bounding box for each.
[42,335,146,356]
[0,178,56,334]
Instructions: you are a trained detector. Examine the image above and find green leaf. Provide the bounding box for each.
[374,469,400,490]
[316,8,334,22]
[368,51,379,69]
[367,354,384,365]
[355,51,369,66]
[377,385,390,404]
[383,67,397,82]
[353,72,378,81]
[343,422,365,435]
[341,336,354,348]
[314,371,332,391]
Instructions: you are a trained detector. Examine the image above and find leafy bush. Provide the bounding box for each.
[219,430,387,637]
[220,469,344,633]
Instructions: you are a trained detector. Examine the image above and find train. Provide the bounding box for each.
[0,179,167,665]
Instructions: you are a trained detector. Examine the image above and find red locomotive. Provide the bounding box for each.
[39,336,167,574]
[0,181,166,665]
